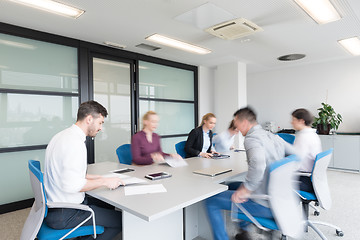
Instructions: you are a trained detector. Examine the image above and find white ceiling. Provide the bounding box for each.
[0,0,360,73]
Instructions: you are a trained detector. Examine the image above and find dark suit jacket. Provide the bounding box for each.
[185,126,213,158]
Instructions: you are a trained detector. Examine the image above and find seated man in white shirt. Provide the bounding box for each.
[291,108,322,193]
[44,100,123,240]
[213,120,239,153]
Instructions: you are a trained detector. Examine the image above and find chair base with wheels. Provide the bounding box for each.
[299,191,344,239]
[297,149,344,239]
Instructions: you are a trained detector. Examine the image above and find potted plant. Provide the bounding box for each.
[312,102,342,135]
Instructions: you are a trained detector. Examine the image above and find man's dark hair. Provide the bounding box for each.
[233,107,257,123]
[77,100,108,121]
[292,108,313,126]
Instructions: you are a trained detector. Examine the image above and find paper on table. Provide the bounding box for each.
[124,184,167,196]
[102,173,147,185]
[164,156,188,168]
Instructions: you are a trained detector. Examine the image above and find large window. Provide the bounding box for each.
[0,33,79,205]
[138,61,196,153]
[92,57,133,163]
[0,24,198,210]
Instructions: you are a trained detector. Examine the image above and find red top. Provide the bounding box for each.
[131,131,169,165]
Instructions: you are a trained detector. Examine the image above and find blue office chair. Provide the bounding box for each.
[175,141,187,159]
[297,149,344,238]
[116,144,132,165]
[276,133,295,144]
[20,160,104,240]
[231,155,303,240]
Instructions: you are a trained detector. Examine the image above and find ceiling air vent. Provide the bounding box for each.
[205,18,263,40]
[136,43,161,51]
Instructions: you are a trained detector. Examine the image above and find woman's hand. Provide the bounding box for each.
[200,152,213,158]
[151,152,165,163]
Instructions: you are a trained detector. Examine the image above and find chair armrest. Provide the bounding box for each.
[293,190,306,200]
[245,194,270,200]
[232,202,270,232]
[294,172,311,177]
[47,202,92,212]
[46,202,98,239]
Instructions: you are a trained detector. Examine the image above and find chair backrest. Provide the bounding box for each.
[268,155,303,239]
[311,148,333,210]
[276,133,295,144]
[20,160,47,240]
[175,141,186,158]
[116,144,132,165]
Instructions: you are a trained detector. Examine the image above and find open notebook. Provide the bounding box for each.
[193,167,232,177]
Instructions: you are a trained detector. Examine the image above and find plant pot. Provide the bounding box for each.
[317,124,331,135]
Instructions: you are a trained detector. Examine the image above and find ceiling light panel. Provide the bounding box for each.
[9,0,85,18]
[294,0,341,24]
[338,37,360,56]
[146,34,211,55]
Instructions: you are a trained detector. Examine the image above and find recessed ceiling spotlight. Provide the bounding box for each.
[103,41,126,49]
[8,0,85,18]
[277,54,306,61]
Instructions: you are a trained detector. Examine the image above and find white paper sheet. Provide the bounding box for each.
[102,173,147,186]
[124,184,167,196]
[164,156,188,168]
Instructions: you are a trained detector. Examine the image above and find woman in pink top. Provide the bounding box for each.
[131,111,178,165]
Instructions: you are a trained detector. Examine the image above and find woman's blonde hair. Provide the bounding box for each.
[142,111,157,129]
[200,113,216,127]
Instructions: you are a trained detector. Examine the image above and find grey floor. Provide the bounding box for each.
[1,169,359,240]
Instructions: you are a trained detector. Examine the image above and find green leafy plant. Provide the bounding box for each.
[312,103,343,131]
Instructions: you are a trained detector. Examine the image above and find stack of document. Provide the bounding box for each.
[102,173,147,186]
[164,156,188,168]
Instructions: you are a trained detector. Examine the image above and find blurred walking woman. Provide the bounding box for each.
[131,111,170,165]
[185,113,217,158]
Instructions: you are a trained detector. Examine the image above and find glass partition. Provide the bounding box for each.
[139,100,194,135]
[93,58,132,163]
[138,61,196,153]
[0,150,45,205]
[0,93,77,148]
[161,136,187,154]
[0,33,78,93]
[0,32,79,206]
[139,61,194,101]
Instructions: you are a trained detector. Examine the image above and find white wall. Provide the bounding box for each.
[248,57,360,132]
[198,66,215,124]
[214,62,247,148]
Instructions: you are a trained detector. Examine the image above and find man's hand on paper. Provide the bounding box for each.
[102,177,125,190]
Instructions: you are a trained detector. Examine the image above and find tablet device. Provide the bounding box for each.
[145,172,172,180]
[111,168,135,174]
[211,154,230,159]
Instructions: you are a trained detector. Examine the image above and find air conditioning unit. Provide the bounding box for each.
[205,18,263,40]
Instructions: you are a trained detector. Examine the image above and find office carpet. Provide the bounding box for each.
[1,170,359,240]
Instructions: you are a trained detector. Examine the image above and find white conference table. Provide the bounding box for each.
[87,151,248,240]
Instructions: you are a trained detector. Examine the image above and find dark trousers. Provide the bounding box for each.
[299,175,315,193]
[45,195,122,240]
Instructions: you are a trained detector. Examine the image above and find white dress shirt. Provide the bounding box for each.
[201,130,212,153]
[213,130,235,153]
[44,124,88,204]
[293,128,322,172]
